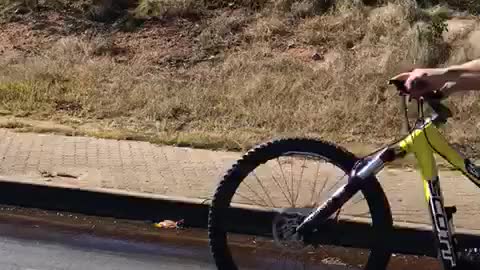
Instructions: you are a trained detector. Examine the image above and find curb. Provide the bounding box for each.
[0,176,479,257]
[0,176,212,226]
[0,176,273,233]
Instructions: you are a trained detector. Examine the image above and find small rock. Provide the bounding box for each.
[311,52,322,61]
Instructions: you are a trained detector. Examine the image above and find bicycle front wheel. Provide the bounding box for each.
[208,138,393,270]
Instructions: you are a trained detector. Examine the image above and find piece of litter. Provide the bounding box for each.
[39,170,78,178]
[154,219,185,229]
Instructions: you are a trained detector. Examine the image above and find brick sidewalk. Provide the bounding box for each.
[1,129,480,231]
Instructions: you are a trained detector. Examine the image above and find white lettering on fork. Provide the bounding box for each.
[430,184,456,267]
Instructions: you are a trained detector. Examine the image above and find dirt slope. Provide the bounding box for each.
[1,0,480,156]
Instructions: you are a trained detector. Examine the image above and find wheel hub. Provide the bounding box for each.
[272,209,313,252]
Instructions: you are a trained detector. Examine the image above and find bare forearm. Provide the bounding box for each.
[448,59,480,72]
[442,59,480,94]
[447,72,480,93]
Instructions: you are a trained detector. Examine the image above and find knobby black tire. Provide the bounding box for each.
[208,138,394,270]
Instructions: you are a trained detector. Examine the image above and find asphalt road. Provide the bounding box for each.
[0,206,442,270]
[0,221,442,270]
[0,223,352,270]
[0,215,374,270]
[0,221,214,270]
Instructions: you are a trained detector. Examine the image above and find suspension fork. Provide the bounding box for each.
[401,120,460,269]
[295,146,398,234]
[426,177,459,269]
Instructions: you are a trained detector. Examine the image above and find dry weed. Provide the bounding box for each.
[1,0,480,153]
[291,0,334,17]
[247,13,290,41]
[298,8,366,47]
[198,8,252,53]
[134,0,200,18]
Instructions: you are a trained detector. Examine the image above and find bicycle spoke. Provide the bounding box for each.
[235,190,269,208]
[215,144,381,270]
[231,153,373,270]
[252,171,277,208]
[270,171,295,206]
[315,174,331,203]
[309,161,322,206]
[325,172,347,195]
[293,157,307,207]
[276,158,295,206]
[290,157,295,207]
[242,180,274,207]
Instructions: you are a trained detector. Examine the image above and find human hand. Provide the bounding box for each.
[390,68,450,98]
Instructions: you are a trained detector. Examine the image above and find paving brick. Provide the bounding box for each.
[1,129,480,231]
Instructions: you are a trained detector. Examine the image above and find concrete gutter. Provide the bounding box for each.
[0,176,211,227]
[0,176,479,257]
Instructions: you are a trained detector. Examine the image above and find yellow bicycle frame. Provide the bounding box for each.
[297,100,478,269]
[397,119,480,202]
[389,116,480,269]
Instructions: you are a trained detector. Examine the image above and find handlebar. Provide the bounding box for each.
[388,79,452,125]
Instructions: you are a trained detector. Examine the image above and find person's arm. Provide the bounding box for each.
[391,59,480,97]
[448,59,480,72]
[442,59,480,95]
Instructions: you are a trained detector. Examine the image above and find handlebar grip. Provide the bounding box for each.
[389,79,451,123]
[388,79,445,101]
[388,79,408,95]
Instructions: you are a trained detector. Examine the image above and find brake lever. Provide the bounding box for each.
[388,79,445,101]
[388,79,409,96]
[388,79,414,103]
[388,79,452,124]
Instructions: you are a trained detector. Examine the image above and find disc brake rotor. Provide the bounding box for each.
[272,208,313,252]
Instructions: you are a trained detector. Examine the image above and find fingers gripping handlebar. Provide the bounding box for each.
[388,79,453,125]
[388,79,445,100]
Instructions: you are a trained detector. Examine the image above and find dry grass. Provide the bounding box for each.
[134,0,201,19]
[0,120,31,129]
[1,0,480,158]
[246,13,290,42]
